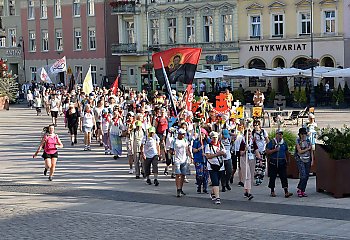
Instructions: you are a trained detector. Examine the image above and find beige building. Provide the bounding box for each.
[0,0,24,84]
[112,0,239,91]
[237,0,345,92]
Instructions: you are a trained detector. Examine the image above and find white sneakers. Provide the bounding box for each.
[129,169,134,174]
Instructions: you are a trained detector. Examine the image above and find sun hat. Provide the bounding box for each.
[200,128,208,136]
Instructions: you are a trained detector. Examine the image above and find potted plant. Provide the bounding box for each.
[316,126,350,198]
[265,89,276,108]
[332,84,346,109]
[0,59,18,110]
[293,89,307,108]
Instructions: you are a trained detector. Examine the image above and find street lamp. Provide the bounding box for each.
[18,36,27,83]
[310,0,315,106]
[137,0,152,90]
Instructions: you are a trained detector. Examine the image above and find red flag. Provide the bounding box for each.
[152,48,202,86]
[110,75,119,95]
[185,84,193,111]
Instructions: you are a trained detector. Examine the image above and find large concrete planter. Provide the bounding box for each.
[315,144,350,198]
[286,152,317,179]
[0,96,9,110]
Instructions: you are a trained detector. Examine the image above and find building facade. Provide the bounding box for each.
[0,0,24,83]
[111,0,239,91]
[19,0,120,86]
[344,0,350,68]
[237,0,346,92]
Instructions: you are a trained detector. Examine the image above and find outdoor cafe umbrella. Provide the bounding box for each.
[321,67,350,78]
[224,68,271,77]
[194,69,225,79]
[262,67,306,77]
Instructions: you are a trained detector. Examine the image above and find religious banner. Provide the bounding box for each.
[185,84,194,112]
[110,75,120,95]
[40,68,52,83]
[213,92,230,114]
[152,48,202,86]
[50,56,67,74]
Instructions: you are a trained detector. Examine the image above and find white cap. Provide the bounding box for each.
[178,128,186,134]
[128,111,135,116]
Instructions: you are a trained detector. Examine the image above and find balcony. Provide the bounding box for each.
[111,43,137,55]
[148,41,239,52]
[110,0,140,15]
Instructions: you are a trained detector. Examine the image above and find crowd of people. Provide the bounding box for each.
[30,83,316,204]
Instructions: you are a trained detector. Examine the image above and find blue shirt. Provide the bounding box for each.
[192,138,211,163]
[266,138,288,164]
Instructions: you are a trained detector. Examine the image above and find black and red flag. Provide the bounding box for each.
[152,48,202,87]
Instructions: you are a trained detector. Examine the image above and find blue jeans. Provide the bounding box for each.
[297,160,311,192]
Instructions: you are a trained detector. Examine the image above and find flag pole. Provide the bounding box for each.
[160,56,177,116]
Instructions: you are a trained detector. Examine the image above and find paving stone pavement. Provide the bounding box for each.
[1,105,350,240]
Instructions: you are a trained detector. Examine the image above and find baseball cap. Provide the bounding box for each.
[222,129,230,139]
[178,128,186,135]
[128,111,135,117]
[148,127,156,133]
[276,129,283,134]
[210,131,219,138]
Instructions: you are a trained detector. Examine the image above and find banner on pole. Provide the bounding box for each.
[50,56,67,74]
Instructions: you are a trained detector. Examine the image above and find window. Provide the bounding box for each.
[272,14,284,37]
[324,10,335,33]
[222,14,232,41]
[54,0,61,18]
[30,67,37,81]
[28,0,35,19]
[0,37,6,47]
[73,0,80,17]
[74,28,82,50]
[250,16,261,38]
[203,16,213,42]
[29,30,36,52]
[8,0,15,16]
[91,65,97,85]
[88,27,96,50]
[87,0,94,16]
[40,0,47,18]
[167,18,176,44]
[150,19,159,45]
[185,17,195,43]
[300,12,311,35]
[41,30,49,51]
[126,21,135,44]
[75,66,83,83]
[55,29,63,51]
[249,78,266,87]
[0,0,4,16]
[8,28,16,47]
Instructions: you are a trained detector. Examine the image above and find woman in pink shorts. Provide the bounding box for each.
[33,124,63,181]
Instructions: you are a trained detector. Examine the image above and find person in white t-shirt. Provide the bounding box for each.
[140,127,160,186]
[171,128,192,197]
[49,94,60,126]
[205,131,226,205]
[81,104,96,151]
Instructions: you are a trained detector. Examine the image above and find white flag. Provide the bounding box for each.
[40,68,52,83]
[50,56,67,74]
[83,65,93,94]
